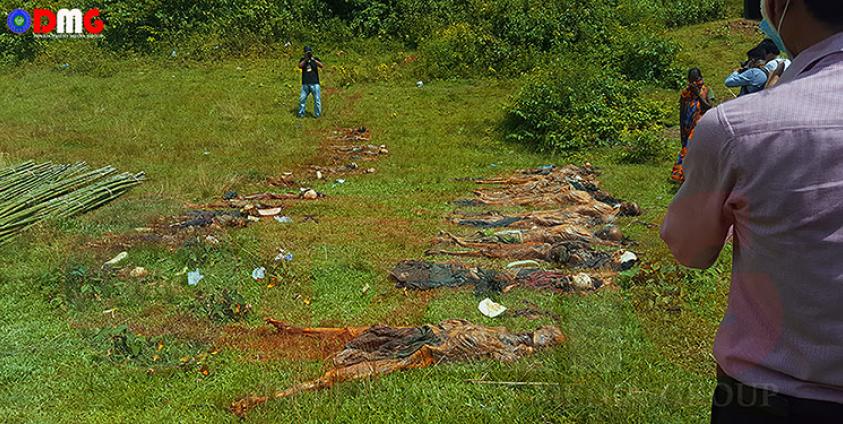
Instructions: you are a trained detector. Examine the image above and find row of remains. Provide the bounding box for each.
[234,164,642,416]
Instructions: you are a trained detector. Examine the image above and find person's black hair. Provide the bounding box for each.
[759,39,780,56]
[687,68,703,81]
[747,46,767,61]
[804,1,843,28]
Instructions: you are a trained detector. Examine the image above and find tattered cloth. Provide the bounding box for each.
[230,319,565,416]
[389,260,512,293]
[516,269,604,293]
[334,325,442,366]
[390,260,607,293]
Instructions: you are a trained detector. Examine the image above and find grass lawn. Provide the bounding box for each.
[0,15,759,423]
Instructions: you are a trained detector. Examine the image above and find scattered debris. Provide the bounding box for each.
[129,267,149,279]
[478,298,507,318]
[251,267,266,281]
[274,216,293,224]
[230,319,565,416]
[104,251,128,267]
[620,251,639,270]
[506,260,541,269]
[274,249,294,262]
[257,207,283,217]
[187,269,204,286]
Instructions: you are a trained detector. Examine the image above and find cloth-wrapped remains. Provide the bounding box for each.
[230,319,565,416]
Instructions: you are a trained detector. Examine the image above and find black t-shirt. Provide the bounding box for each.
[301,57,320,85]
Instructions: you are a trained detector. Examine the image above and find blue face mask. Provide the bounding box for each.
[760,0,792,57]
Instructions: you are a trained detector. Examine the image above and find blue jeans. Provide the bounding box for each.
[298,84,321,117]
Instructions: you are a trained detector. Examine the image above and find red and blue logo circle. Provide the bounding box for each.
[6,9,31,34]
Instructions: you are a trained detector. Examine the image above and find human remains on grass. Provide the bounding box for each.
[230,318,565,416]
[425,240,625,270]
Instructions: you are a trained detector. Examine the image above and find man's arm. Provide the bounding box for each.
[661,108,737,269]
[724,69,766,88]
[299,58,307,69]
[314,57,324,69]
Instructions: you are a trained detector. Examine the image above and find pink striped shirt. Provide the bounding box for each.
[662,32,843,403]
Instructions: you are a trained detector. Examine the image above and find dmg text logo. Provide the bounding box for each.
[6,8,104,38]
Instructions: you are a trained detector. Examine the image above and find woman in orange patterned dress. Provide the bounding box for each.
[672,68,713,183]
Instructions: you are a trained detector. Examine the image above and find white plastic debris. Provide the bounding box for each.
[302,189,318,200]
[274,249,294,262]
[620,251,638,267]
[572,273,593,290]
[205,235,220,245]
[505,260,541,269]
[258,207,283,217]
[246,216,261,223]
[478,298,507,318]
[187,269,204,286]
[251,267,266,281]
[104,252,128,267]
[274,216,293,224]
[316,170,323,180]
[416,81,424,88]
[335,179,346,184]
[361,283,370,294]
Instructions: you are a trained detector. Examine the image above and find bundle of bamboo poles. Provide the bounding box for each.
[0,161,145,245]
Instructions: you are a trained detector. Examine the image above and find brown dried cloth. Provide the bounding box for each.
[231,320,565,416]
[516,269,604,293]
[335,325,441,366]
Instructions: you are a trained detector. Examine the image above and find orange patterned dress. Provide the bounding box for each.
[672,81,711,183]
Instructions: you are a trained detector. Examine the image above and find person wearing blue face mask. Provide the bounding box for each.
[661,0,843,422]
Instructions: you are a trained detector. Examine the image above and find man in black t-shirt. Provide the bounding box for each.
[297,46,324,118]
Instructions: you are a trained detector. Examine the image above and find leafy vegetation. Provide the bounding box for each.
[617,130,671,164]
[505,59,670,151]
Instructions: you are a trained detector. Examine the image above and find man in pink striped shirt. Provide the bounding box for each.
[662,1,843,422]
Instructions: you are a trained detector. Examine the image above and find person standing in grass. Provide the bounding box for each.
[662,0,843,421]
[671,68,713,184]
[298,46,323,118]
[724,47,769,96]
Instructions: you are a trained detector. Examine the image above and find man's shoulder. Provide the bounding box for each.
[717,69,843,138]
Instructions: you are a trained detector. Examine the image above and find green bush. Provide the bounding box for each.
[617,129,670,164]
[505,59,668,152]
[417,23,497,78]
[614,31,684,87]
[0,33,40,64]
[660,0,726,27]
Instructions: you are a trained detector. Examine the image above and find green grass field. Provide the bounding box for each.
[0,15,759,424]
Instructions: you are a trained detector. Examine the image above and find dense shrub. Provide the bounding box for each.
[98,0,328,54]
[617,129,670,164]
[613,31,684,87]
[506,59,668,152]
[660,0,726,27]
[0,34,40,64]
